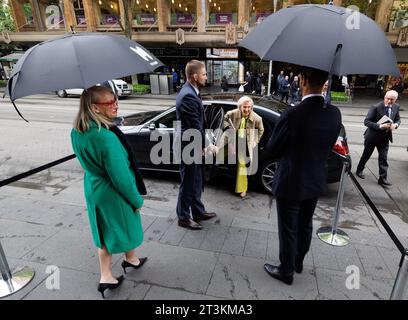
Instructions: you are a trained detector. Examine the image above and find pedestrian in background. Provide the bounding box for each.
[71,86,147,298]
[264,66,342,285]
[290,76,300,105]
[356,90,401,186]
[219,96,264,198]
[280,75,290,103]
[221,75,229,92]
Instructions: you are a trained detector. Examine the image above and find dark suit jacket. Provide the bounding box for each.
[175,82,209,155]
[363,101,401,144]
[268,96,342,201]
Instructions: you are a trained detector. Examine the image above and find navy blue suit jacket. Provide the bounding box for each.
[268,96,342,201]
[175,82,207,151]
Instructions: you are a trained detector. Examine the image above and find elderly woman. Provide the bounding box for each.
[71,86,147,298]
[220,96,264,197]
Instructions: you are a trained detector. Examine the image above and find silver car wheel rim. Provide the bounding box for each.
[262,162,277,193]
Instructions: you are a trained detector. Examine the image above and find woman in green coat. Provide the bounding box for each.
[71,86,147,298]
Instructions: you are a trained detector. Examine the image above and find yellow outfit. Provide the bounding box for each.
[235,117,248,194]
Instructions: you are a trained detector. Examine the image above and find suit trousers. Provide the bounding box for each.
[176,163,205,220]
[357,139,389,180]
[276,196,318,275]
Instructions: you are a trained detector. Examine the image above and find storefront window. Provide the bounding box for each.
[206,48,239,85]
[73,0,86,26]
[97,0,120,26]
[133,0,158,26]
[170,0,197,26]
[389,1,408,31]
[39,0,65,30]
[207,0,237,25]
[249,0,277,27]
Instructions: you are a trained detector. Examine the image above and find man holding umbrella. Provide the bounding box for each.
[264,66,342,285]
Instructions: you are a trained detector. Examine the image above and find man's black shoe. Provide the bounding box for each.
[264,264,293,285]
[295,262,303,274]
[193,212,217,222]
[378,179,392,186]
[356,171,365,179]
[178,219,203,230]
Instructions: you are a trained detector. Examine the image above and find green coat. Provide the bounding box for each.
[71,122,144,254]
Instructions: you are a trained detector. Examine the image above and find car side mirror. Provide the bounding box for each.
[148,123,156,131]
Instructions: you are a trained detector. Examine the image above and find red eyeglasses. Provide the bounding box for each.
[96,99,118,107]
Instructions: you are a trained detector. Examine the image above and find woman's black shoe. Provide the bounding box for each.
[121,257,148,274]
[97,275,124,298]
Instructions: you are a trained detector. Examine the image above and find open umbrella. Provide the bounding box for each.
[239,4,399,83]
[4,32,164,121]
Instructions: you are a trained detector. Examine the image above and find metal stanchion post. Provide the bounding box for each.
[316,161,350,246]
[390,251,408,300]
[0,241,35,298]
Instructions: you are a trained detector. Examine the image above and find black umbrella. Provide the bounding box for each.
[239,4,399,82]
[4,32,164,121]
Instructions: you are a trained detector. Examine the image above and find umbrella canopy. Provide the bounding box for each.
[239,4,399,76]
[5,32,164,101]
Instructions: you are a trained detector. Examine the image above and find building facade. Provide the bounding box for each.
[2,0,408,88]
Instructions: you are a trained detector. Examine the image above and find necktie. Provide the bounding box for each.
[387,107,392,118]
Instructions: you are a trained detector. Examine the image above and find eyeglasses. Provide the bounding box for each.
[96,99,117,107]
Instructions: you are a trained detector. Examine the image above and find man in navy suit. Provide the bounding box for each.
[356,90,401,186]
[175,60,217,230]
[264,66,342,285]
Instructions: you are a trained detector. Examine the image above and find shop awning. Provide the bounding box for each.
[0,52,25,63]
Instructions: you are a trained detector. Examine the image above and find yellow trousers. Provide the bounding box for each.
[235,154,248,193]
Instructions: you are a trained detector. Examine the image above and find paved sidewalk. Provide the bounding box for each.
[1,159,407,300]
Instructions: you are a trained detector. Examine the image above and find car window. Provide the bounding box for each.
[154,110,177,128]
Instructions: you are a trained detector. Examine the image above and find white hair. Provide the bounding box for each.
[237,96,254,110]
[386,90,398,100]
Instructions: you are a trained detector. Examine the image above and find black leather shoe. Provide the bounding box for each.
[97,275,124,298]
[121,257,147,274]
[178,219,203,230]
[264,264,293,285]
[193,212,217,222]
[356,171,365,179]
[378,179,392,186]
[295,262,303,274]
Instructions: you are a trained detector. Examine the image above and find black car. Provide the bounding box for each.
[120,94,351,193]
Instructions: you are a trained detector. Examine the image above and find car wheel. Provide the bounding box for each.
[258,160,278,193]
[57,90,67,98]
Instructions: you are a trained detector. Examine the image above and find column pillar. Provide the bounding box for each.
[83,0,97,31]
[157,0,169,32]
[375,0,394,32]
[196,0,205,32]
[29,0,45,31]
[333,0,343,6]
[238,0,250,28]
[63,0,76,31]
[8,0,27,31]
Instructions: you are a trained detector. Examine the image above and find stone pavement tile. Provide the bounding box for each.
[2,258,52,300]
[345,229,399,249]
[315,268,394,300]
[144,285,223,300]
[354,243,394,279]
[311,238,365,276]
[179,228,207,249]
[111,241,218,294]
[220,227,248,256]
[0,218,59,259]
[200,224,229,252]
[0,195,89,231]
[243,230,268,260]
[231,215,278,233]
[20,228,121,274]
[159,218,187,246]
[21,267,150,300]
[141,214,157,232]
[266,232,314,268]
[206,254,319,300]
[376,246,401,278]
[144,216,175,242]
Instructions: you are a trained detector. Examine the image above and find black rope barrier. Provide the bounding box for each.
[0,154,76,188]
[349,172,406,254]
